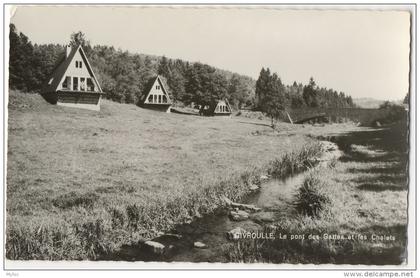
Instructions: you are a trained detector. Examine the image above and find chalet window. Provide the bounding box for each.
[75,61,83,68]
[156,85,160,90]
[148,95,153,103]
[162,95,167,103]
[73,77,78,90]
[75,61,78,68]
[62,76,71,89]
[80,78,86,91]
[80,61,82,68]
[153,95,157,103]
[158,95,162,103]
[87,78,94,91]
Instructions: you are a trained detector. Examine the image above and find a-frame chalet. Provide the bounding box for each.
[42,45,103,111]
[201,99,232,116]
[139,75,172,113]
[213,99,232,116]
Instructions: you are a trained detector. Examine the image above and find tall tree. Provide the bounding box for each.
[9,24,39,92]
[69,31,92,56]
[70,31,90,48]
[228,74,250,109]
[158,56,171,76]
[255,68,271,110]
[303,77,319,107]
[258,70,287,128]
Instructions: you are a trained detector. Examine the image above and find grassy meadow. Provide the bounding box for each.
[225,120,409,264]
[7,90,351,260]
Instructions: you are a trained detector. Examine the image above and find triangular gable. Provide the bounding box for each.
[142,75,172,104]
[43,47,78,92]
[43,45,102,93]
[78,46,103,93]
[214,99,232,113]
[225,99,233,112]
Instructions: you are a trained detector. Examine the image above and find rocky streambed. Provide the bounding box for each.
[108,141,342,262]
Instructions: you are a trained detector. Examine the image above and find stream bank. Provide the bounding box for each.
[104,140,341,262]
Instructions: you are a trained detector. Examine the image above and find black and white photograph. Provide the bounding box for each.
[1,2,417,274]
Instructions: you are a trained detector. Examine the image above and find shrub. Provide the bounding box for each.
[269,142,322,178]
[294,175,330,217]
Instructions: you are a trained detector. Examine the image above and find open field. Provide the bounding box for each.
[7,91,406,262]
[225,120,408,264]
[7,91,365,260]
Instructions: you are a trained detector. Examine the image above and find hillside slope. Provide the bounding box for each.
[6,91,321,258]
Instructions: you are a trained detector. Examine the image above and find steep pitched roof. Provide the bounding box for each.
[42,45,102,93]
[212,99,232,114]
[139,75,172,104]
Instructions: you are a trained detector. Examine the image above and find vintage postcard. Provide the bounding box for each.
[2,3,416,274]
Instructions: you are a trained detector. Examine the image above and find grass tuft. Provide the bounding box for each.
[294,174,330,217]
[53,191,99,209]
[269,142,323,177]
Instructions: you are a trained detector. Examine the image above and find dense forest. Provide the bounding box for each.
[9,25,255,109]
[256,68,355,111]
[9,24,355,113]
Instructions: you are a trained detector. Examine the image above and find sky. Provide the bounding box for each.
[10,5,411,100]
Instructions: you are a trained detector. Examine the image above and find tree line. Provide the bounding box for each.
[9,24,355,116]
[255,68,356,125]
[9,25,255,109]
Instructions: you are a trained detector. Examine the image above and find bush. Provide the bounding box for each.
[269,142,322,178]
[374,102,406,125]
[293,175,330,217]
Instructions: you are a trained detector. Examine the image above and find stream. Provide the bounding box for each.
[108,141,341,263]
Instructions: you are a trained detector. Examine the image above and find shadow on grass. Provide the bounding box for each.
[357,183,407,192]
[331,121,408,157]
[330,121,408,193]
[347,165,405,175]
[237,121,273,128]
[351,174,407,185]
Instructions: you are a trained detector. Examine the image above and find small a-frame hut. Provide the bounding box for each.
[213,99,232,116]
[201,99,232,116]
[138,75,172,113]
[42,45,103,111]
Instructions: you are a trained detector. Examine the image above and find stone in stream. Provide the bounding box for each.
[194,241,207,249]
[249,184,260,191]
[222,196,262,212]
[230,202,262,213]
[260,174,270,182]
[229,210,249,221]
[250,211,276,224]
[227,227,247,241]
[143,240,165,255]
